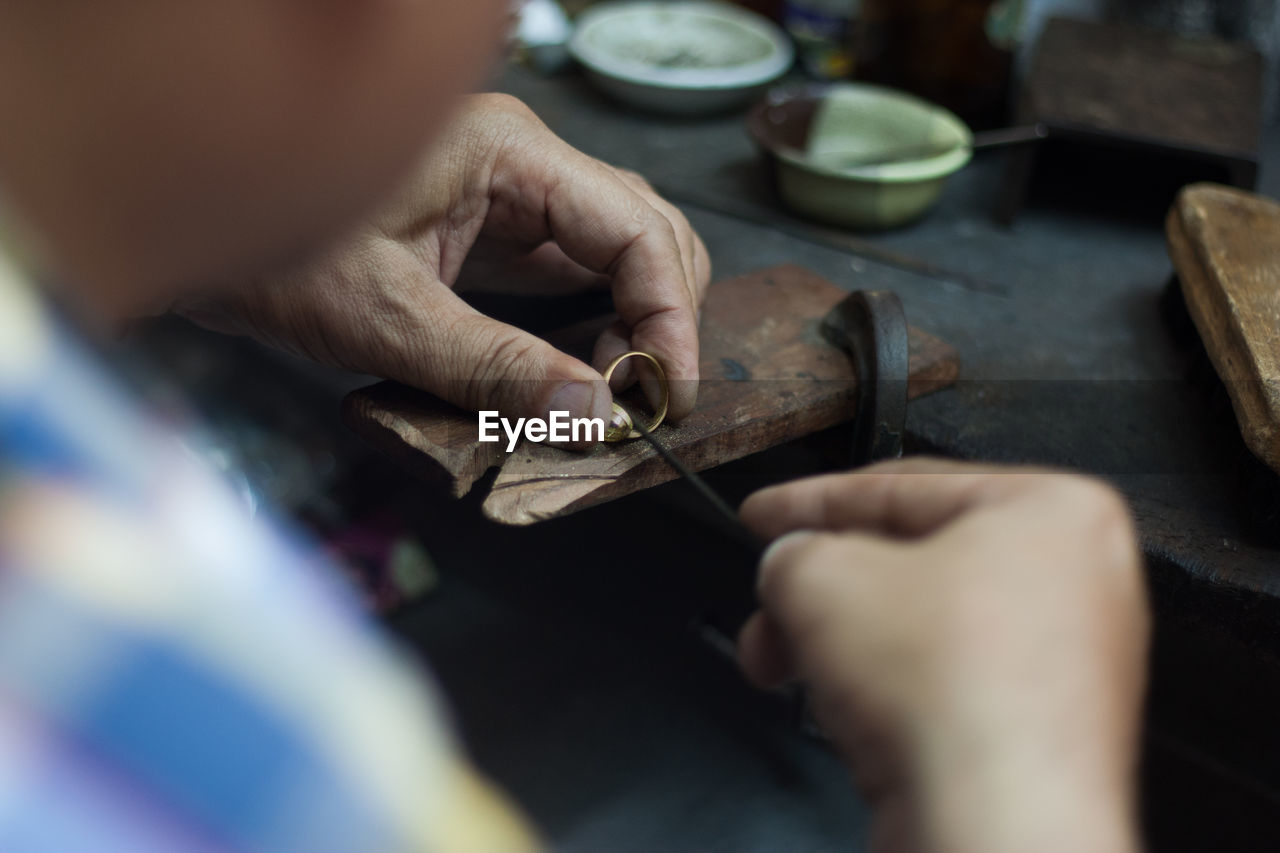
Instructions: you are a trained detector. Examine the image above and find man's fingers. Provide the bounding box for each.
[753,530,903,671]
[590,319,682,416]
[612,168,711,316]
[736,611,796,689]
[401,283,612,431]
[741,457,1052,541]
[442,100,702,420]
[756,530,846,625]
[583,173,706,419]
[455,240,611,295]
[537,159,701,420]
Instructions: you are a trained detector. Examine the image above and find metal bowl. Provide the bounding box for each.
[570,1,793,116]
[747,83,973,229]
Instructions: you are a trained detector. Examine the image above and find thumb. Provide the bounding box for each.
[403,286,613,428]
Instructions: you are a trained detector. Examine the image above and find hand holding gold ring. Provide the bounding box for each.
[601,351,669,442]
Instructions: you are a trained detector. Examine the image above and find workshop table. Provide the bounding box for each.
[128,64,1280,851]
[475,65,1280,851]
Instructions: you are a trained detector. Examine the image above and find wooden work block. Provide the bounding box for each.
[1167,184,1280,474]
[344,265,959,525]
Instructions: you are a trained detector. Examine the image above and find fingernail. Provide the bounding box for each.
[760,530,816,570]
[548,381,598,421]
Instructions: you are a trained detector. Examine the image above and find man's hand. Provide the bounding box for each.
[177,93,710,425]
[738,458,1148,853]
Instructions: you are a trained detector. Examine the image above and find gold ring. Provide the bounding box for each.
[601,351,669,442]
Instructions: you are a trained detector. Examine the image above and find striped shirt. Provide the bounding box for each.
[0,246,536,852]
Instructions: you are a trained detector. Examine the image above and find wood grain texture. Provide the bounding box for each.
[1024,17,1262,156]
[343,265,959,524]
[1167,183,1280,474]
[342,383,505,498]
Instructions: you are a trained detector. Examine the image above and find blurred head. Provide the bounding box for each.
[0,1,507,311]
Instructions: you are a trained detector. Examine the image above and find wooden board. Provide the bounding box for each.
[999,17,1263,222]
[344,265,959,524]
[1167,184,1280,475]
[1022,17,1263,158]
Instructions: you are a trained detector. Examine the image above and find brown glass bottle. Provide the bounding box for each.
[854,0,1022,129]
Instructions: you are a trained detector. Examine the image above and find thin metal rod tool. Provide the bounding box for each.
[632,419,766,559]
[834,122,1048,169]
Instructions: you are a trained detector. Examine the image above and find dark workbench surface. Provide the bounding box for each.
[499,65,1280,591]
[127,64,1280,851]
[466,66,1280,849]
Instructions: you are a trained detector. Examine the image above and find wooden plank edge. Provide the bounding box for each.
[341,389,503,498]
[1167,186,1280,474]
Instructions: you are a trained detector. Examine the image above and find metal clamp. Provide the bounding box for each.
[821,290,909,465]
